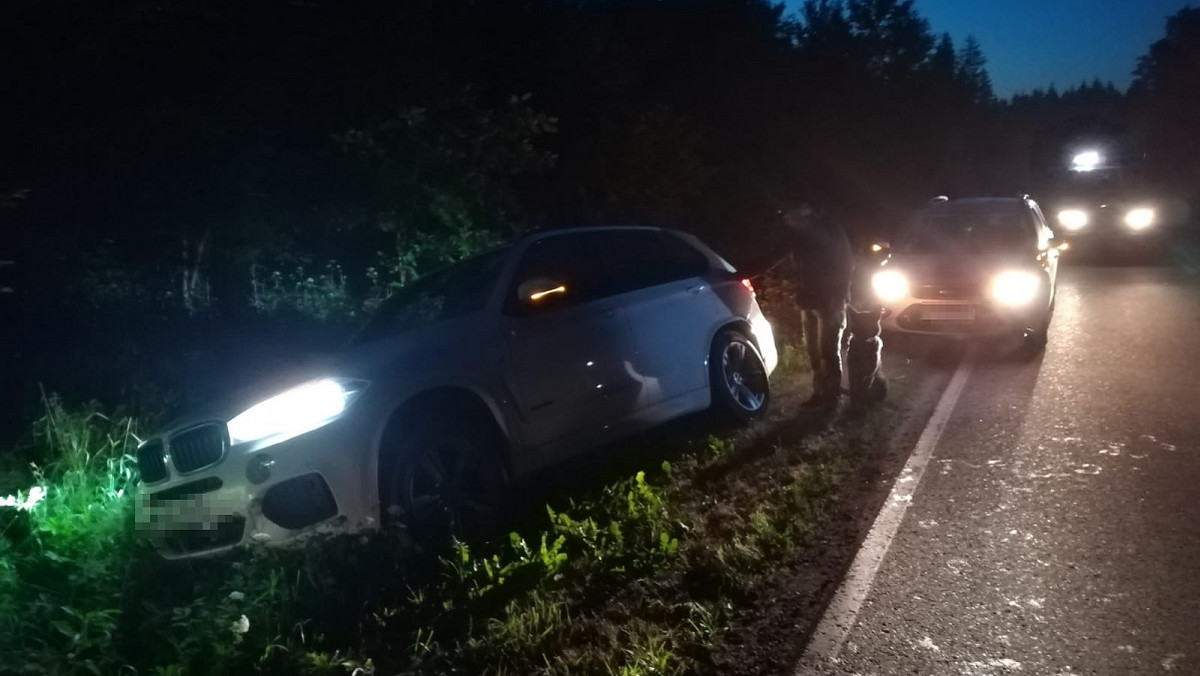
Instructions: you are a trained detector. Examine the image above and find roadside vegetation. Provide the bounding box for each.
[5,1,1195,673]
[0,287,907,676]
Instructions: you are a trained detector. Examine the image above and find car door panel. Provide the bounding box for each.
[503,301,638,447]
[499,232,642,448]
[620,279,721,407]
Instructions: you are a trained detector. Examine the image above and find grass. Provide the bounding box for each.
[0,356,902,676]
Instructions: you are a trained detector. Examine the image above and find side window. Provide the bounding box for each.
[604,231,711,293]
[505,232,620,315]
[647,232,710,282]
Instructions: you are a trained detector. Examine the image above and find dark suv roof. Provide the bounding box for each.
[925,197,1028,211]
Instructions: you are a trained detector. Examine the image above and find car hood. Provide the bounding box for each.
[158,314,494,433]
[882,252,1039,283]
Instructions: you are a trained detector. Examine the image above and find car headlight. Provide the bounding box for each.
[227,378,369,446]
[871,270,910,303]
[1124,208,1155,230]
[1057,209,1088,230]
[990,271,1041,307]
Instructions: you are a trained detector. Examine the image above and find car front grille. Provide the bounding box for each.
[170,423,228,474]
[137,439,168,484]
[896,304,1000,334]
[912,283,980,300]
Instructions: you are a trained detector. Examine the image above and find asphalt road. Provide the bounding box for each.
[800,264,1200,676]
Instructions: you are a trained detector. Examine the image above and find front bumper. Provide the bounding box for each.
[135,418,375,559]
[1055,209,1164,247]
[880,301,1044,337]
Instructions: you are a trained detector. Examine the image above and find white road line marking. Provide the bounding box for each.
[796,352,976,672]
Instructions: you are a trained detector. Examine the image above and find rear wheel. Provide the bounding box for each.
[381,403,509,545]
[709,329,770,425]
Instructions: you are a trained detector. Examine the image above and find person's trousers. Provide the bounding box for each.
[801,298,847,400]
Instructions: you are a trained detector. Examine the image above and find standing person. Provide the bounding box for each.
[782,203,854,410]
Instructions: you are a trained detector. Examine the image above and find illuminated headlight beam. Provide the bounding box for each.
[871,269,910,303]
[228,378,368,446]
[1057,209,1088,230]
[1124,208,1155,230]
[1072,150,1101,172]
[990,271,1041,307]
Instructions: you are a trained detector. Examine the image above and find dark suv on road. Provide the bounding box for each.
[871,196,1061,352]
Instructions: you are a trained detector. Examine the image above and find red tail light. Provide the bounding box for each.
[741,278,756,298]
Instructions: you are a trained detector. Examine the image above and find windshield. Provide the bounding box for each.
[353,247,510,344]
[897,208,1035,254]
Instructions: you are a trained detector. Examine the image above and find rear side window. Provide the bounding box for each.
[505,230,712,315]
[603,230,711,292]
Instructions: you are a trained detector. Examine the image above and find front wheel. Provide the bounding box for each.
[381,408,510,545]
[709,329,770,425]
[1019,308,1052,356]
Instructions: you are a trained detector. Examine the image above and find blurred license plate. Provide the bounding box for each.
[922,304,975,321]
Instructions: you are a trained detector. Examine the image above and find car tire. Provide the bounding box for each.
[381,402,510,546]
[709,329,770,425]
[1020,310,1052,356]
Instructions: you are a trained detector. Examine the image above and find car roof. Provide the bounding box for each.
[519,225,669,244]
[925,197,1028,211]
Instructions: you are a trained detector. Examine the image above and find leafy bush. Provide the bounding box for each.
[0,394,140,676]
[0,382,894,675]
[249,261,358,322]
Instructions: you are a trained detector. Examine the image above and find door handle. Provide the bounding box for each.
[686,284,704,295]
[597,307,616,319]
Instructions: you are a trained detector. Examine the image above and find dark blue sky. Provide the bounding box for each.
[789,1,1194,98]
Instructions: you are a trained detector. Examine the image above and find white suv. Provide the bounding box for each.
[135,226,777,557]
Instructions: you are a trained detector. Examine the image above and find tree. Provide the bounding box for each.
[955,36,994,107]
[330,92,557,285]
[1130,7,1200,196]
[846,0,935,85]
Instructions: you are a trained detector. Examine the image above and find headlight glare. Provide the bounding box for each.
[990,271,1040,307]
[1057,209,1088,230]
[871,270,910,303]
[228,378,368,446]
[1124,208,1155,230]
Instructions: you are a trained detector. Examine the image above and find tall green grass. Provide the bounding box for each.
[0,381,892,676]
[1,393,140,676]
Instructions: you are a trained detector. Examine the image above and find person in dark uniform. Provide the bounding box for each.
[782,203,854,409]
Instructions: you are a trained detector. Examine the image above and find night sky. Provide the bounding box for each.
[792,1,1194,98]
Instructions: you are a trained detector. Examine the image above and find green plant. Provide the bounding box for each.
[0,394,140,676]
[250,260,357,322]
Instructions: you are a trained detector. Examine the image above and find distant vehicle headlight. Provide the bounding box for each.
[1124,208,1155,230]
[1057,209,1089,230]
[990,271,1041,307]
[228,378,369,446]
[871,270,910,303]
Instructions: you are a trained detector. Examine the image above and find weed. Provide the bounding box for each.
[603,625,682,676]
[0,377,900,676]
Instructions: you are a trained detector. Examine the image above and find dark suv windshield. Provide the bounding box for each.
[897,207,1035,254]
[354,247,510,343]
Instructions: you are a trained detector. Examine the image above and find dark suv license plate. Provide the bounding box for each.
[920,304,975,321]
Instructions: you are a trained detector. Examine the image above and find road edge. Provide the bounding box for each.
[795,350,976,672]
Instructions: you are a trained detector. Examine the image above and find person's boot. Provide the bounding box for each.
[819,368,844,411]
[801,369,829,409]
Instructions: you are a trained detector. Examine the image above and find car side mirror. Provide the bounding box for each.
[517,278,569,306]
